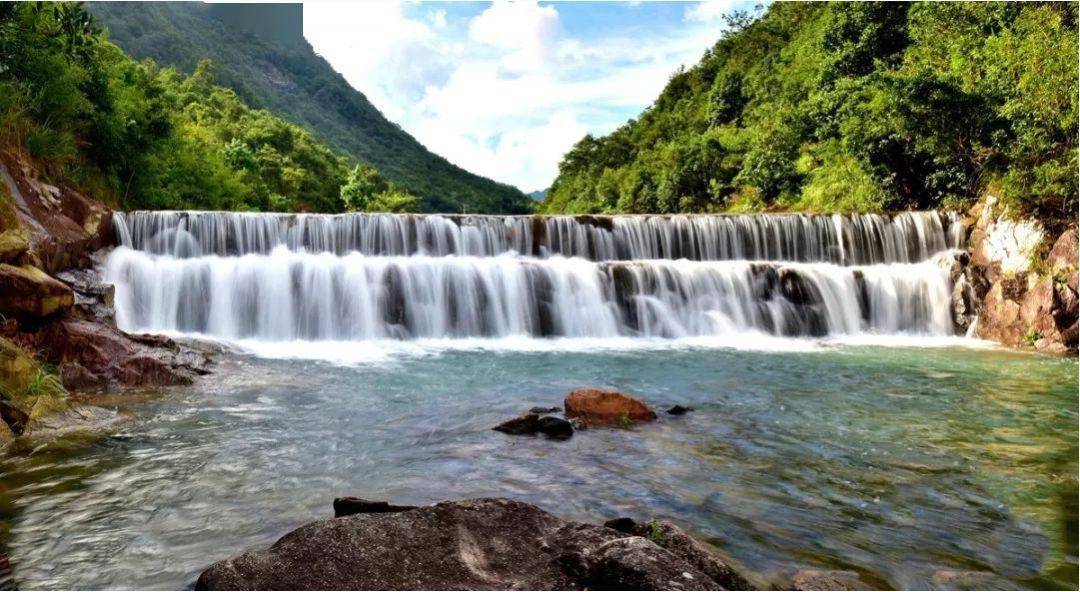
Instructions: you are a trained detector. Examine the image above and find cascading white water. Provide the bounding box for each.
[106,248,951,340]
[104,211,963,345]
[113,210,963,264]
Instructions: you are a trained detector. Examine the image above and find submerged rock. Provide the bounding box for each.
[930,569,1000,589]
[667,405,694,415]
[529,406,561,414]
[564,388,657,426]
[196,497,744,591]
[0,545,12,591]
[788,569,866,591]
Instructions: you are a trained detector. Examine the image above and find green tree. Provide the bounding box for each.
[340,164,388,212]
[540,1,1077,224]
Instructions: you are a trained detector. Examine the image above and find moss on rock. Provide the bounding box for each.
[0,336,70,436]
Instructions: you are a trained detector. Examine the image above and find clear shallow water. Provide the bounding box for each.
[0,341,1076,590]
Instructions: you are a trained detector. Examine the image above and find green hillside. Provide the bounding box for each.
[541,2,1077,223]
[0,2,419,213]
[89,2,531,214]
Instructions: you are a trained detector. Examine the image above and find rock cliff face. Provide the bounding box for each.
[962,196,1078,356]
[0,152,209,441]
[0,154,112,273]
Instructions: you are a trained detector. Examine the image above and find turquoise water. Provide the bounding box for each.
[0,341,1076,589]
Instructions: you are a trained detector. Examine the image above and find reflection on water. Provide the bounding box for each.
[0,344,1075,590]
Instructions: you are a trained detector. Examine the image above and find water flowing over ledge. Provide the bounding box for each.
[104,210,965,349]
[105,247,953,341]
[113,210,964,265]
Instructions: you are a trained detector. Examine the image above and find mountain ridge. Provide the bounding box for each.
[89,2,532,214]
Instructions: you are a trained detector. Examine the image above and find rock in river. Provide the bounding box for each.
[564,387,657,426]
[333,497,417,518]
[493,413,574,440]
[536,415,573,440]
[492,413,540,435]
[196,497,748,590]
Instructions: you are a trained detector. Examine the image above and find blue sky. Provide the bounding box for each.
[304,1,755,192]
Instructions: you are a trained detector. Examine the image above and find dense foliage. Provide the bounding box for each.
[541,2,1078,223]
[0,2,413,212]
[340,164,419,214]
[89,2,532,214]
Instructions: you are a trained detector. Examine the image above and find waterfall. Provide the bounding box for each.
[113,210,963,264]
[104,210,963,345]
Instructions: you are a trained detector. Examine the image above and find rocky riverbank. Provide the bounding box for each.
[0,152,210,443]
[947,195,1078,356]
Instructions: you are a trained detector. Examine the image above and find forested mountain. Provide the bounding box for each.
[89,2,531,214]
[541,2,1077,223]
[0,2,419,213]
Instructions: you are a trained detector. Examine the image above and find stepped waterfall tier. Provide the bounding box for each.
[113,211,963,264]
[105,211,964,342]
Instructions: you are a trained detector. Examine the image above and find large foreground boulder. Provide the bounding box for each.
[564,388,657,426]
[196,498,749,590]
[604,517,750,590]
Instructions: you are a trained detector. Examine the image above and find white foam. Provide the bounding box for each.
[149,330,998,366]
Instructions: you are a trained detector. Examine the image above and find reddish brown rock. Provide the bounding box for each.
[1020,277,1062,339]
[0,263,73,318]
[564,388,657,426]
[1049,228,1078,274]
[1053,284,1078,326]
[1060,322,1079,349]
[0,155,113,273]
[40,316,209,389]
[975,283,1023,345]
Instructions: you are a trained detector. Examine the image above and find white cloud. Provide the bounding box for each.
[304,1,745,192]
[428,8,447,29]
[685,0,738,23]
